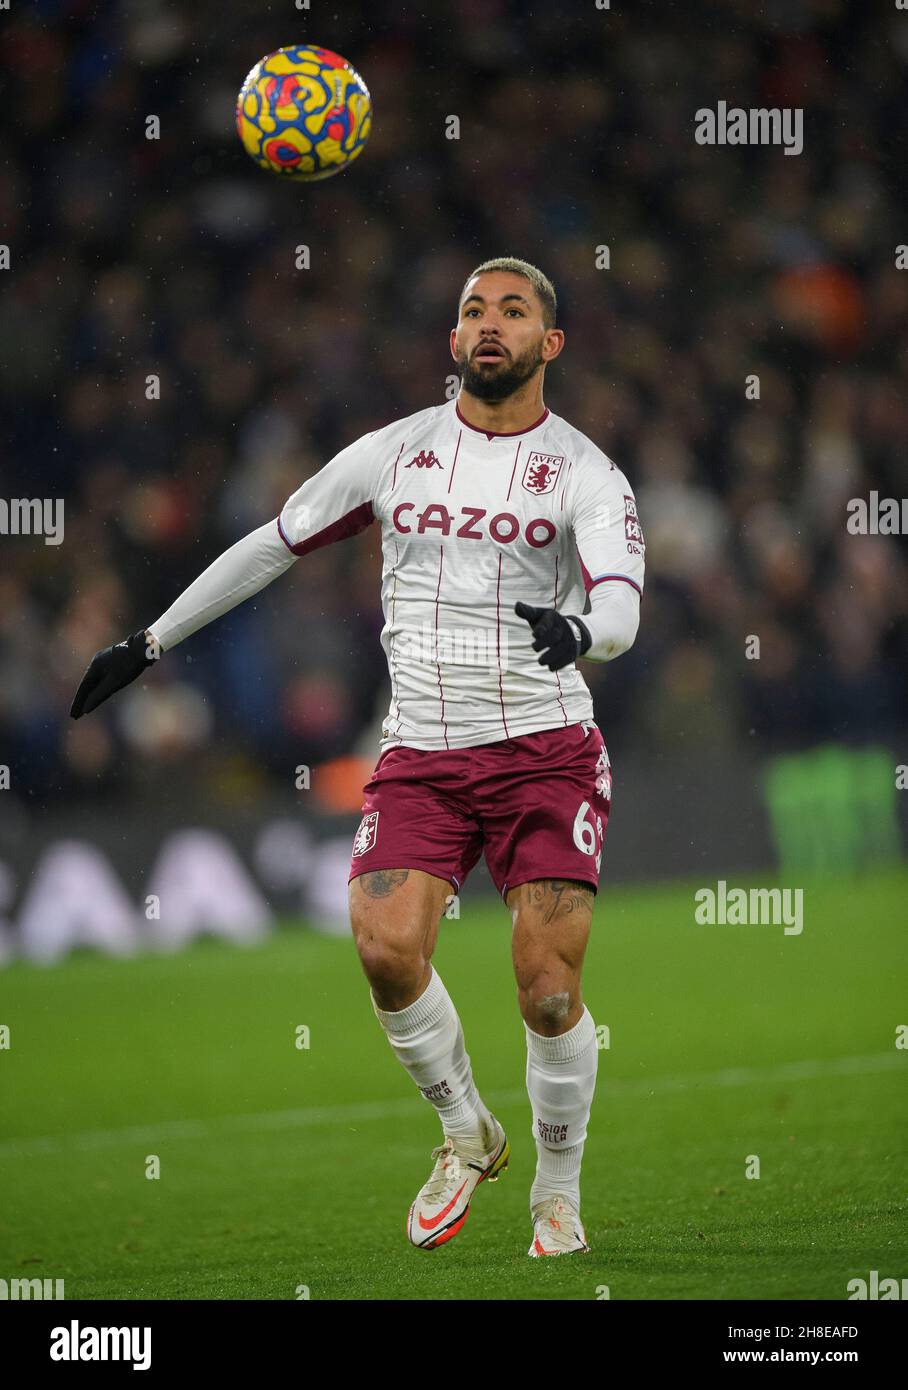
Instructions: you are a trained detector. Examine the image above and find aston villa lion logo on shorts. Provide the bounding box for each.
[522,452,565,495]
[353,811,379,856]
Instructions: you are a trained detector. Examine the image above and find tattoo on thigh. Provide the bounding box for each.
[358,869,411,899]
[531,879,594,925]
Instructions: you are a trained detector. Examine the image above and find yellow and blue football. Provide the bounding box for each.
[236,44,371,181]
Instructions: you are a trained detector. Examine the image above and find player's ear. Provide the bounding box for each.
[543,328,565,363]
[449,326,459,359]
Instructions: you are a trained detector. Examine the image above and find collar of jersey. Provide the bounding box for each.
[455,400,550,440]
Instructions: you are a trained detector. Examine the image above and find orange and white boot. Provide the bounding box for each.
[407,1113,509,1249]
[528,1194,590,1256]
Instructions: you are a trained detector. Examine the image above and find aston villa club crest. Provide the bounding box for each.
[353,811,379,856]
[522,452,565,495]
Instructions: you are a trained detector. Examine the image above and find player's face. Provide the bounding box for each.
[452,274,550,402]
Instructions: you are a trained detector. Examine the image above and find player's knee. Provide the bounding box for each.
[536,990,572,1023]
[355,931,426,997]
[518,964,579,1029]
[527,987,574,1030]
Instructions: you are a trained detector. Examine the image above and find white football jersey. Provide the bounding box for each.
[278,398,644,751]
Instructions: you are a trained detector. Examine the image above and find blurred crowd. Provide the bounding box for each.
[1,0,906,807]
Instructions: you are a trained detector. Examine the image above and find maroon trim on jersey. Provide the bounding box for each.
[505,442,523,501]
[559,459,572,511]
[592,572,643,596]
[447,430,462,494]
[552,554,569,723]
[455,400,550,439]
[388,537,402,735]
[577,552,643,597]
[433,546,450,749]
[390,439,407,491]
[495,552,511,738]
[277,502,375,557]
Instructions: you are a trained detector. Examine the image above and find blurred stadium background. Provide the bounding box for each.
[0,0,906,1302]
[1,0,906,945]
[1,0,906,950]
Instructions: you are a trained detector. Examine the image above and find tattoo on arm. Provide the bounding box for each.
[531,879,594,925]
[357,869,411,899]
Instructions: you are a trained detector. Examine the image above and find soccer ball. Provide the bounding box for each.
[236,44,371,181]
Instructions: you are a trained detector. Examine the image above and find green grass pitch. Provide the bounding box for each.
[1,870,906,1300]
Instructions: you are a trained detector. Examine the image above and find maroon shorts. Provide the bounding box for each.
[348,720,613,900]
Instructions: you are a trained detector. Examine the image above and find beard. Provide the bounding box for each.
[456,338,545,401]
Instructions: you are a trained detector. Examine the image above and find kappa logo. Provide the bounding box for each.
[405,450,443,470]
[353,811,379,856]
[522,452,565,495]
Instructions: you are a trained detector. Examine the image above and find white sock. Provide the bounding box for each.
[525,1005,598,1212]
[371,966,494,1141]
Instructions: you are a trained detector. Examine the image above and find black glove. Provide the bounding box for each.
[514,602,591,671]
[70,630,160,719]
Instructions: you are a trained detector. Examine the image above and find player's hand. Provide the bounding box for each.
[70,630,161,719]
[514,602,591,671]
